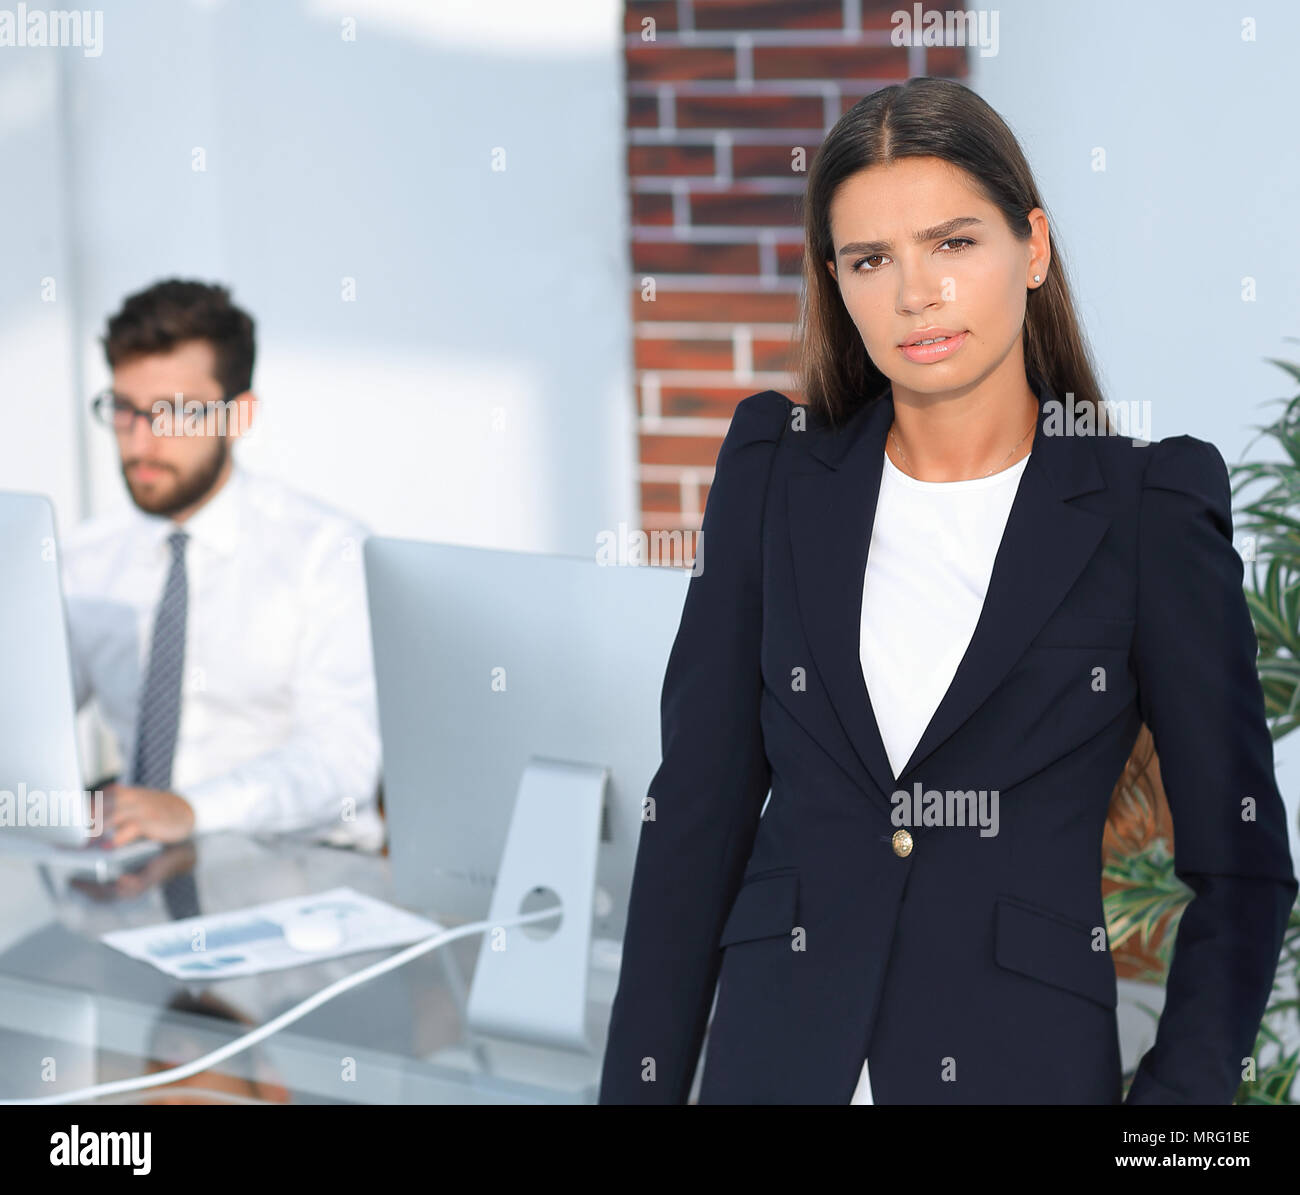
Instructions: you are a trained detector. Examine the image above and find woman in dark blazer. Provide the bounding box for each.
[599,78,1298,1105]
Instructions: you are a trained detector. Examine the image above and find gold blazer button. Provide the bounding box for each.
[892,829,914,858]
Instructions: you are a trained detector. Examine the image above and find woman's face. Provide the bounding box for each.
[825,156,1049,399]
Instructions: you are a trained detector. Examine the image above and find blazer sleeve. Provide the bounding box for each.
[1124,434,1299,1105]
[598,389,791,1104]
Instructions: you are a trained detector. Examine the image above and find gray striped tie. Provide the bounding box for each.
[132,530,189,790]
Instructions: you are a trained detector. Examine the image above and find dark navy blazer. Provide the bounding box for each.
[599,376,1298,1104]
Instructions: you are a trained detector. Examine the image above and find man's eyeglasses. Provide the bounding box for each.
[90,389,239,437]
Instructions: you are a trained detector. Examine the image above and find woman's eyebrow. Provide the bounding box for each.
[837,216,984,257]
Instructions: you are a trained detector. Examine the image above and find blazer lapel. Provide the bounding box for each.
[787,375,1111,809]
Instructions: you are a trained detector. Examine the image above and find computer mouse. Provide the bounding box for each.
[281,912,346,954]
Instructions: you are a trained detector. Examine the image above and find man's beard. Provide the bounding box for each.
[122,439,230,517]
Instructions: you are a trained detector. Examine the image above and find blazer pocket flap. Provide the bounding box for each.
[719,870,798,948]
[1032,615,1134,649]
[994,896,1117,1009]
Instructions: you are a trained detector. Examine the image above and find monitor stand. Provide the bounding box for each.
[465,756,607,1052]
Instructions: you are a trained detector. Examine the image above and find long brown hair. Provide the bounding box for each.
[794,76,1157,846]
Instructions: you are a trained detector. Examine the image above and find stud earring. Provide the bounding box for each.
[1033,274,1042,283]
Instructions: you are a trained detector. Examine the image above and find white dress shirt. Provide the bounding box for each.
[61,462,384,849]
[853,447,1031,1104]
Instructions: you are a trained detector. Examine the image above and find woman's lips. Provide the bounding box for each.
[898,330,968,363]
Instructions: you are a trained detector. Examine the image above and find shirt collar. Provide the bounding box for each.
[132,460,244,558]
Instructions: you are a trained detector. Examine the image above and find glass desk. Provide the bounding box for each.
[0,832,615,1104]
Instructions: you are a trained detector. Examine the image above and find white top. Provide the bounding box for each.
[851,446,1031,1104]
[60,463,384,848]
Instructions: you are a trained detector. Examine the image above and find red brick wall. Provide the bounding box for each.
[623,0,970,544]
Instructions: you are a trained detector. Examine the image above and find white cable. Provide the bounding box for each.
[2,903,562,1106]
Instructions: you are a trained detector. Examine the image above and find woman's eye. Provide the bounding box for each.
[851,238,974,274]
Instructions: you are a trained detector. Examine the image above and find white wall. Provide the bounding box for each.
[0,0,635,558]
[0,50,83,534]
[968,0,1300,859]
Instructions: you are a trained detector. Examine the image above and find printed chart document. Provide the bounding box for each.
[101,886,443,979]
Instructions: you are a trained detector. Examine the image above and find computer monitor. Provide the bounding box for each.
[0,492,158,870]
[0,492,96,847]
[363,538,692,943]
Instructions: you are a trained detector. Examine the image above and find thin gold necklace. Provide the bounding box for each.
[889,414,1036,481]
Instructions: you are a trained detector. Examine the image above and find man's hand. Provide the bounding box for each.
[104,785,196,845]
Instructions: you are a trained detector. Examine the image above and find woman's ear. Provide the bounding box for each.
[826,259,837,283]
